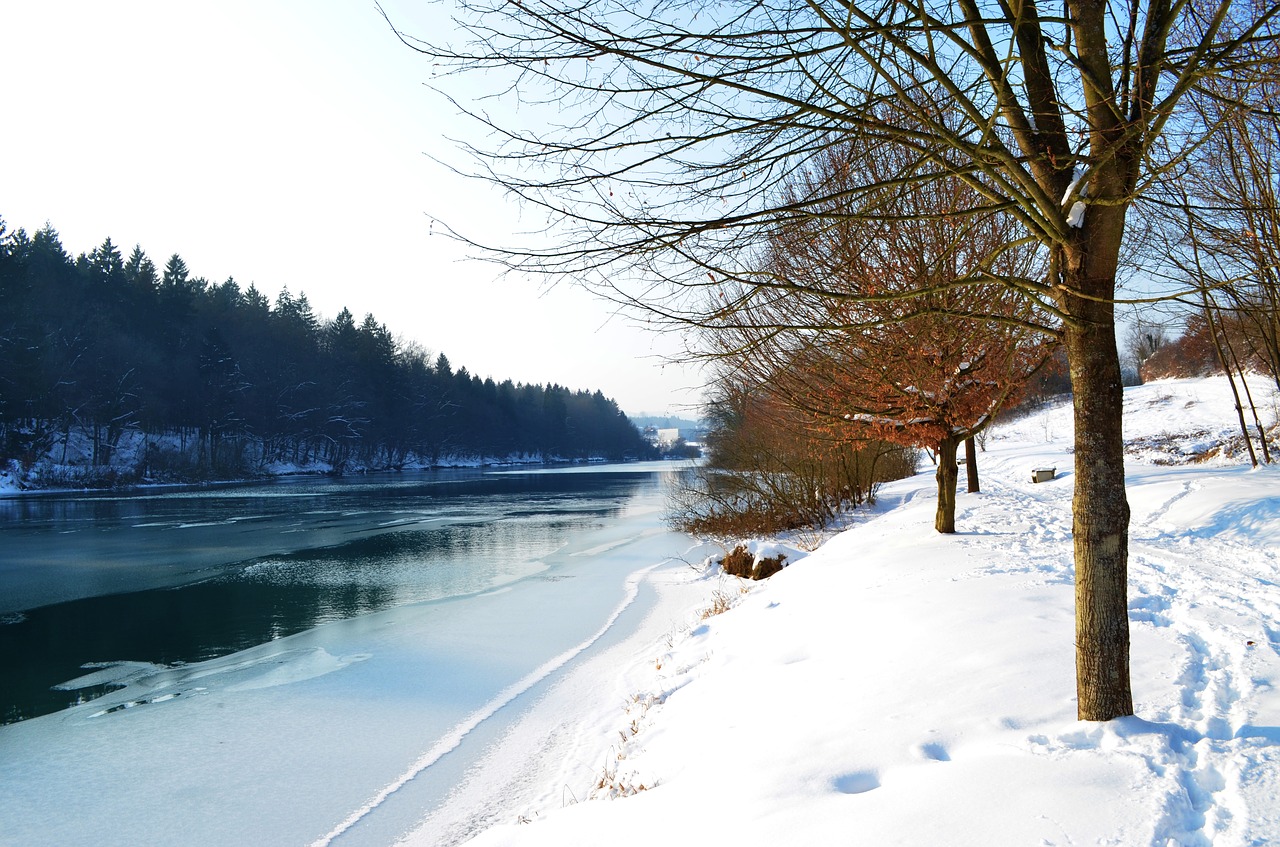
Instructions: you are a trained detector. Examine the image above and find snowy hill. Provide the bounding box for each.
[439,376,1280,847]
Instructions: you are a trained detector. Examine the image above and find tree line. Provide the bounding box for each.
[0,219,652,484]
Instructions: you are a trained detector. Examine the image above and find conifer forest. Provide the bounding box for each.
[0,219,652,486]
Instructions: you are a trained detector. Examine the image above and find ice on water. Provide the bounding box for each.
[0,470,715,847]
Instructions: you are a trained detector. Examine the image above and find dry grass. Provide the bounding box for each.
[585,692,665,801]
[719,544,787,579]
[698,574,752,620]
[699,588,736,620]
[593,758,650,799]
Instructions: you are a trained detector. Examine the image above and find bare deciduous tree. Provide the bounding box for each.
[1123,313,1171,377]
[703,141,1054,534]
[1177,68,1280,386]
[399,0,1280,720]
[1143,66,1280,462]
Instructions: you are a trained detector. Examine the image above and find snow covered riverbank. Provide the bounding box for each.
[448,377,1280,847]
[0,429,605,496]
[3,377,1277,845]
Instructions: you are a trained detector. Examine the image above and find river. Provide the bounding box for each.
[0,462,712,846]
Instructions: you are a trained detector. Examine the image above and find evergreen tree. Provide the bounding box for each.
[0,217,649,475]
[161,253,189,290]
[123,245,157,290]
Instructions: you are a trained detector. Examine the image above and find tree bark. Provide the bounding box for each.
[1061,237,1134,721]
[935,435,959,534]
[964,436,980,493]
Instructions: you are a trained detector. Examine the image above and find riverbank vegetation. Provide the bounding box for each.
[0,218,651,488]
[666,380,918,545]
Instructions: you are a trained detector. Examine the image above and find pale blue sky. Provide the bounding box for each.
[0,0,702,415]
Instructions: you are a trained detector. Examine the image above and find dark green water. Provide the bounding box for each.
[0,467,655,724]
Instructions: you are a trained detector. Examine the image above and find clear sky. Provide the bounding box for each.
[0,0,703,416]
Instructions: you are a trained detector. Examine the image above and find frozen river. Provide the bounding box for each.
[0,463,712,846]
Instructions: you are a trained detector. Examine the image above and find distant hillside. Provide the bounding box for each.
[0,218,654,489]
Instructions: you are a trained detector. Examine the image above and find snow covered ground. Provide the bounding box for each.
[3,376,1277,846]
[441,376,1280,847]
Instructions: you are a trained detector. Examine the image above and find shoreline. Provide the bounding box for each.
[305,552,717,846]
[395,557,719,846]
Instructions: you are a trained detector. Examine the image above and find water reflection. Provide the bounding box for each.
[0,574,400,724]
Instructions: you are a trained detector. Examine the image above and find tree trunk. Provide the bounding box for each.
[1060,230,1134,721]
[964,436,979,493]
[935,435,959,534]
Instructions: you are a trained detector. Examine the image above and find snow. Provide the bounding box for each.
[0,423,596,495]
[2,375,1279,846]
[428,375,1280,847]
[1062,165,1088,228]
[0,462,20,495]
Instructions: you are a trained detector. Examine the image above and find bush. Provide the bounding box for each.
[665,444,917,540]
[664,384,918,540]
[34,463,142,490]
[719,544,787,579]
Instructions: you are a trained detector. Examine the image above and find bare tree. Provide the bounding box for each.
[1123,312,1171,378]
[704,141,1053,534]
[1160,184,1276,464]
[399,0,1280,720]
[1144,65,1280,462]
[1178,67,1280,386]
